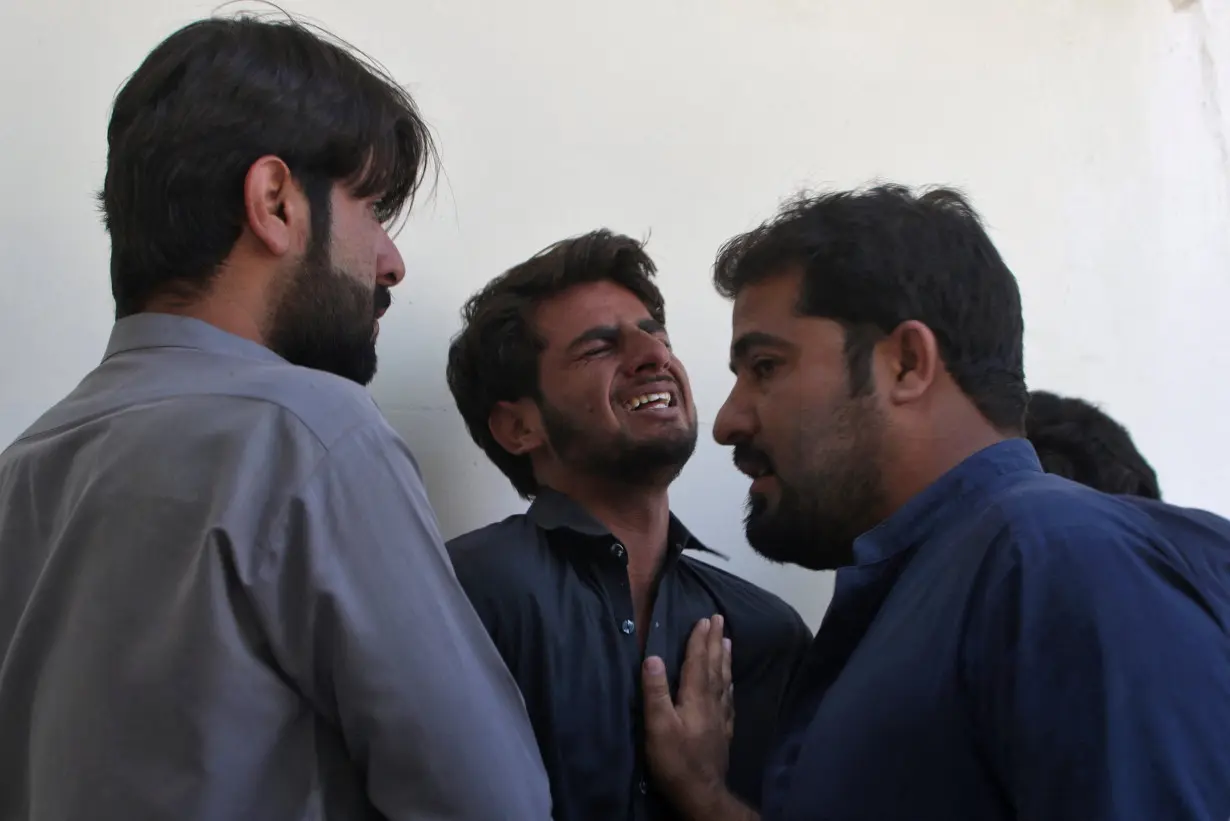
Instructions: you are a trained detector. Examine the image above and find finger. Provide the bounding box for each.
[678,617,711,696]
[721,636,733,693]
[642,656,680,733]
[707,614,726,691]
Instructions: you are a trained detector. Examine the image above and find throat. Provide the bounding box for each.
[630,579,658,651]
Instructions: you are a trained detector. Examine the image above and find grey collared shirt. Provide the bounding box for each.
[0,314,552,821]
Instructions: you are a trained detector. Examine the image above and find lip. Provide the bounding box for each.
[748,474,776,494]
[619,381,680,413]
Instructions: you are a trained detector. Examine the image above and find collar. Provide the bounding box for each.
[103,313,285,365]
[851,438,1043,567]
[528,488,728,560]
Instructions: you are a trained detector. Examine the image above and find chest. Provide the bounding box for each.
[765,547,1007,821]
[504,554,792,817]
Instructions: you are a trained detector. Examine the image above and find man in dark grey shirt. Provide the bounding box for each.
[444,230,812,821]
[0,15,550,821]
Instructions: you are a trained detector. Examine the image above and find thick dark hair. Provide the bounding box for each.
[1025,391,1161,499]
[446,230,665,499]
[100,12,436,318]
[713,184,1028,431]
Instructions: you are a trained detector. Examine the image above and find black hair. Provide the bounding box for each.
[713,184,1028,431]
[446,230,664,498]
[1026,391,1161,499]
[100,12,436,318]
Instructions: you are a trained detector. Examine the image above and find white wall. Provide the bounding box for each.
[2,0,1228,629]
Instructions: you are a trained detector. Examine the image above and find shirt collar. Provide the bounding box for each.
[103,313,285,365]
[852,438,1043,567]
[528,488,728,559]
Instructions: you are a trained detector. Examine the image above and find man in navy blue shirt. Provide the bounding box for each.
[639,184,1230,821]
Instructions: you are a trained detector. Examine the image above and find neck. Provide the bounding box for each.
[142,294,266,345]
[141,253,275,346]
[548,476,672,581]
[882,405,1010,520]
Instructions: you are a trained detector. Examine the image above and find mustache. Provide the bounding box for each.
[732,443,774,474]
[375,287,392,314]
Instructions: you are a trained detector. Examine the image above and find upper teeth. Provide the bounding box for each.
[626,392,672,410]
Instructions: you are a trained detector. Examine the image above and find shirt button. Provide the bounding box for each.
[611,543,626,560]
[621,619,635,635]
[639,779,648,795]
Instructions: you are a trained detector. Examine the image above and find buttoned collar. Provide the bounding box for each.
[528,488,728,559]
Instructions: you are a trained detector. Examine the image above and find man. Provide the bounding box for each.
[0,16,550,820]
[444,229,811,821]
[1026,389,1162,498]
[640,186,1230,820]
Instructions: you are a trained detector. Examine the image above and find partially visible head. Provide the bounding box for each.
[100,13,436,384]
[1025,391,1160,499]
[712,184,1027,569]
[446,230,698,499]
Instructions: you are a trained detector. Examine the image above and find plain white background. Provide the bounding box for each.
[2,0,1228,628]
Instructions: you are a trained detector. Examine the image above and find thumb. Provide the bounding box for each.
[641,656,676,720]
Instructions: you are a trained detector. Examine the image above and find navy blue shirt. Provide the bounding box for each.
[763,439,1230,821]
[448,491,812,821]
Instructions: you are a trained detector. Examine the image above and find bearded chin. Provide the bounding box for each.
[267,254,380,386]
[743,486,858,571]
[539,402,698,486]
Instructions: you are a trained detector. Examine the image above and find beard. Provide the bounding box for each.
[739,393,887,571]
[539,399,698,487]
[266,235,390,386]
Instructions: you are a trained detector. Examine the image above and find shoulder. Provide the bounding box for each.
[678,553,812,647]
[980,470,1226,575]
[968,471,1230,633]
[447,514,552,596]
[224,359,389,451]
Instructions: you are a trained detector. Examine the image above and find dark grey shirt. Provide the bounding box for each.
[448,491,813,821]
[0,314,552,821]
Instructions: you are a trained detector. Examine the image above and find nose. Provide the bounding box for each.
[625,329,672,376]
[376,229,406,287]
[712,383,752,446]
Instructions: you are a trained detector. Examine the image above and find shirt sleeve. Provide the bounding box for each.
[250,420,553,821]
[962,520,1230,821]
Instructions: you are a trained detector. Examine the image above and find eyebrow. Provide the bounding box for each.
[566,318,667,352]
[729,331,794,373]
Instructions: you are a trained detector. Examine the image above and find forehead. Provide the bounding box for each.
[730,269,803,331]
[730,269,846,356]
[533,280,657,345]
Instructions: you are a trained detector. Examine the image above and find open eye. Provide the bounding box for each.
[751,359,778,379]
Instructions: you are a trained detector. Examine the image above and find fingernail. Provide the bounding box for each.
[723,637,732,653]
[714,614,724,630]
[700,618,711,631]
[645,656,665,675]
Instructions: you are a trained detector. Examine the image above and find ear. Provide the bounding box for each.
[880,320,941,406]
[488,399,547,457]
[242,155,309,258]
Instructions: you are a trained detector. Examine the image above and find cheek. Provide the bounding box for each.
[541,370,613,420]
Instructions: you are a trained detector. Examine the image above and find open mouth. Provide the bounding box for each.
[623,390,677,412]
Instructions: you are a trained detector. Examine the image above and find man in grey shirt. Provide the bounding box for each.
[0,14,551,821]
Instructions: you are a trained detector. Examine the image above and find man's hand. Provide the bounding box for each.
[643,614,735,814]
